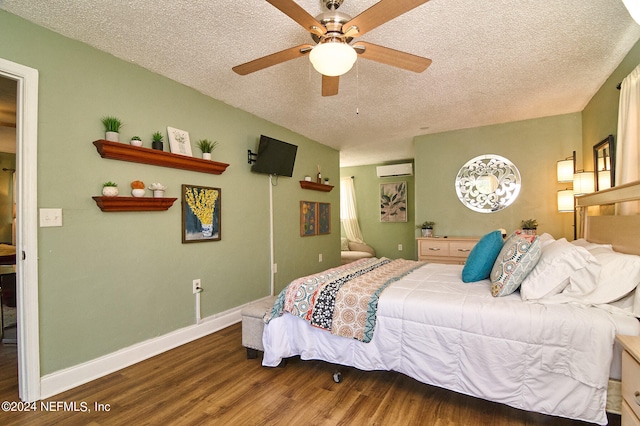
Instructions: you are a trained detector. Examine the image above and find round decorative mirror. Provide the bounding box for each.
[455,154,521,213]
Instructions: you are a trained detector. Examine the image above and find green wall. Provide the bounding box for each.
[340,163,416,260]
[414,113,582,242]
[582,39,640,171]
[0,11,339,374]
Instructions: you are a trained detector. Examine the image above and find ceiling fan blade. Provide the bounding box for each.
[342,0,430,38]
[266,0,326,36]
[322,75,339,97]
[233,44,313,75]
[353,42,432,73]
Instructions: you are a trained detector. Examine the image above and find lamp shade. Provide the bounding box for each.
[573,171,595,196]
[557,159,574,183]
[557,189,574,212]
[309,41,357,77]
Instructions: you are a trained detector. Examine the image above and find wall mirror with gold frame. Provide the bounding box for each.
[593,135,615,191]
[454,154,521,213]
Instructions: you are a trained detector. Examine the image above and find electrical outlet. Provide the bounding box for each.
[319,253,323,262]
[398,244,403,251]
[193,279,201,294]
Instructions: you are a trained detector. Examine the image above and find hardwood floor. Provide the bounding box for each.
[0,323,622,425]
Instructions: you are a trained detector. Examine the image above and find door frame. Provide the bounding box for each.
[0,57,40,402]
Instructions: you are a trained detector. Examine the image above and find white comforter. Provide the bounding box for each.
[263,263,640,425]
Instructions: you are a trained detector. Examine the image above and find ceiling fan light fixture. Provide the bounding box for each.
[309,40,357,77]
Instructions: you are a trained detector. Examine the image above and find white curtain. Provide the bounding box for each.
[340,177,364,243]
[617,64,640,186]
[616,64,640,214]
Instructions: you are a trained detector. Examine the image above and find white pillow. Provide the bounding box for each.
[537,233,556,248]
[571,238,613,252]
[340,238,350,251]
[520,238,600,301]
[581,248,640,305]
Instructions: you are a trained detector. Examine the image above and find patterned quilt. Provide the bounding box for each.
[264,257,424,342]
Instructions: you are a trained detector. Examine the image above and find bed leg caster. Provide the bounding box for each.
[246,348,258,359]
[333,371,342,383]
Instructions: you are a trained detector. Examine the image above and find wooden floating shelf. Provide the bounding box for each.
[93,140,229,175]
[299,181,334,192]
[92,196,178,212]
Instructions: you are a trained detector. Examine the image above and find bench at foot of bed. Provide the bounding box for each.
[241,296,276,359]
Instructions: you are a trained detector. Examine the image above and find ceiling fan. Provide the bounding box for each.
[232,0,432,97]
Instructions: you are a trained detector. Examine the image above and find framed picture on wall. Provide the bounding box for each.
[318,202,331,235]
[300,201,317,236]
[380,181,407,222]
[182,184,221,243]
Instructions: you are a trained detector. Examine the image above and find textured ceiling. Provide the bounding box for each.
[1,0,639,166]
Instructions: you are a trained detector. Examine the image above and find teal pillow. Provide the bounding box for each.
[462,230,504,282]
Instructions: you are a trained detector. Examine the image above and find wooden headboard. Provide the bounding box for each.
[575,180,640,256]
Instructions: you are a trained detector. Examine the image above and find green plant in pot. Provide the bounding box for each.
[520,219,538,235]
[102,181,118,197]
[130,135,143,147]
[151,131,164,151]
[196,139,218,160]
[417,221,435,237]
[101,116,123,142]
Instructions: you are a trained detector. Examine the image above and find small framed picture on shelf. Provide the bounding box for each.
[182,184,221,243]
[167,127,192,157]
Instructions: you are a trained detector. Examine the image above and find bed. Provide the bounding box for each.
[261,181,640,425]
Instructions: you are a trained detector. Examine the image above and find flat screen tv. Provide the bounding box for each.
[251,135,298,177]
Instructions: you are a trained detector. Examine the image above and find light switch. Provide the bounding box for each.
[40,208,63,227]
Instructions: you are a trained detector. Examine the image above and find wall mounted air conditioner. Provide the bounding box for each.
[376,163,413,177]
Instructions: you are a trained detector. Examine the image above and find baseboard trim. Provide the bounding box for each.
[39,297,272,400]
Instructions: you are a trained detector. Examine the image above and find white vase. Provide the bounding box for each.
[202,223,213,238]
[130,139,143,147]
[421,228,433,237]
[153,190,165,198]
[105,131,119,142]
[202,153,212,160]
[102,186,118,197]
[131,189,145,197]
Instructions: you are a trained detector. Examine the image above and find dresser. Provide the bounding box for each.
[417,237,479,264]
[617,334,640,425]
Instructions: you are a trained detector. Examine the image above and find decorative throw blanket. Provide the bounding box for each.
[264,257,424,342]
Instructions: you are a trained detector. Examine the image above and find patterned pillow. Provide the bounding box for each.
[490,232,542,297]
[462,230,504,282]
[341,238,350,251]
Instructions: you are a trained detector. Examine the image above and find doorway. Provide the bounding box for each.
[0,57,40,402]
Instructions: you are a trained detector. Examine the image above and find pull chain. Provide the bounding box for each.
[356,60,360,115]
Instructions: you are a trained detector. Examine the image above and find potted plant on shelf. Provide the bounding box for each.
[148,182,167,198]
[101,116,123,142]
[102,181,118,197]
[151,131,164,151]
[196,139,218,160]
[417,221,435,237]
[130,136,143,147]
[131,180,145,197]
[520,219,538,235]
